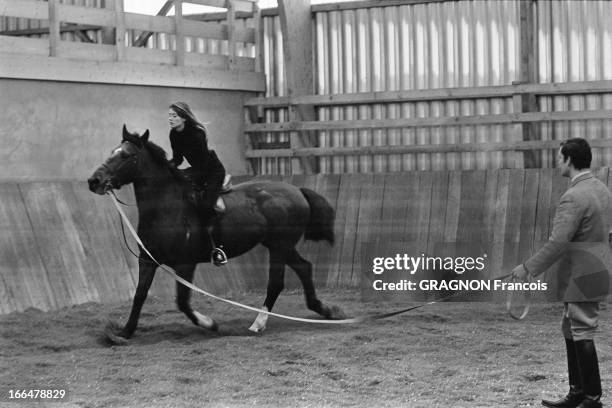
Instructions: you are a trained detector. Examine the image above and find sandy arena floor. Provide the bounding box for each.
[1,289,611,408]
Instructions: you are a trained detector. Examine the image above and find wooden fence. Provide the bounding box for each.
[244,80,612,174]
[2,168,609,314]
[0,0,264,91]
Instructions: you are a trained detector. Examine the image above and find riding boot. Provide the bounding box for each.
[210,238,228,266]
[206,222,227,267]
[200,206,227,267]
[542,338,584,408]
[573,340,602,408]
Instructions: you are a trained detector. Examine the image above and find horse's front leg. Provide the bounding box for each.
[174,264,218,331]
[109,260,156,342]
[249,250,286,333]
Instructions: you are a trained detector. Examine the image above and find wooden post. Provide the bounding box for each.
[516,0,540,168]
[278,0,316,174]
[252,2,265,119]
[114,0,126,61]
[243,2,268,175]
[252,1,263,74]
[244,107,259,174]
[102,0,115,45]
[48,0,60,57]
[174,0,185,66]
[226,0,237,71]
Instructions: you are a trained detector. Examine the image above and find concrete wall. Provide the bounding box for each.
[0,79,254,181]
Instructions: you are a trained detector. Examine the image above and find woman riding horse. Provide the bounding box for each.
[167,101,227,266]
[87,126,345,343]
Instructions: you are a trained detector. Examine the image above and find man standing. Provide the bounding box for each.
[513,138,611,408]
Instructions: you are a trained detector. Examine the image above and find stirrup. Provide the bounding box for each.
[211,246,227,267]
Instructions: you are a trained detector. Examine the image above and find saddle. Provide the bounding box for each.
[181,166,232,215]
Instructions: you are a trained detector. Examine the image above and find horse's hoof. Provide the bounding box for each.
[104,321,130,346]
[248,323,265,333]
[208,320,219,332]
[193,311,218,332]
[249,308,269,333]
[327,305,347,320]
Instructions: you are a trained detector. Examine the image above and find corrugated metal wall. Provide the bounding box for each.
[537,0,612,168]
[256,1,521,174]
[257,0,612,175]
[314,1,520,173]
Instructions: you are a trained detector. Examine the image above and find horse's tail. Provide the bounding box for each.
[300,187,335,245]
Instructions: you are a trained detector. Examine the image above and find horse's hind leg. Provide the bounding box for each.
[175,264,218,331]
[249,249,286,333]
[286,248,346,320]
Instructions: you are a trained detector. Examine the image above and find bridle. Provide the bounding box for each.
[100,140,141,193]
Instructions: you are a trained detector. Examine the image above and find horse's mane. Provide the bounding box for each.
[144,139,189,183]
[123,131,188,184]
[142,139,168,165]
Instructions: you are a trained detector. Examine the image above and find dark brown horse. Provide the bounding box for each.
[87,126,345,343]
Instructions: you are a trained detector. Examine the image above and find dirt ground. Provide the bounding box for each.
[1,289,611,408]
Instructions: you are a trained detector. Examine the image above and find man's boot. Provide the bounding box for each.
[542,338,584,408]
[574,340,602,408]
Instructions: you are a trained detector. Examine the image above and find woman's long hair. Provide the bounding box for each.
[170,101,208,132]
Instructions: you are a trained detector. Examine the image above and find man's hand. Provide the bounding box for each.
[511,264,529,281]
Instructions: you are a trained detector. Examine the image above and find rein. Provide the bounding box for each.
[110,191,155,264]
[111,193,137,207]
[108,193,530,323]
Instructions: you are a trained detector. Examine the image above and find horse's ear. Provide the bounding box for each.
[122,124,129,138]
[142,129,150,142]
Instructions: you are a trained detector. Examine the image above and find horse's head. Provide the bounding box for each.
[88,125,149,194]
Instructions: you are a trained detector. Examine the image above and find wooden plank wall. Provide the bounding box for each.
[0,0,265,92]
[1,168,609,314]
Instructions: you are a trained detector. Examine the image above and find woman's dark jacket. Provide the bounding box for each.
[169,124,225,187]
